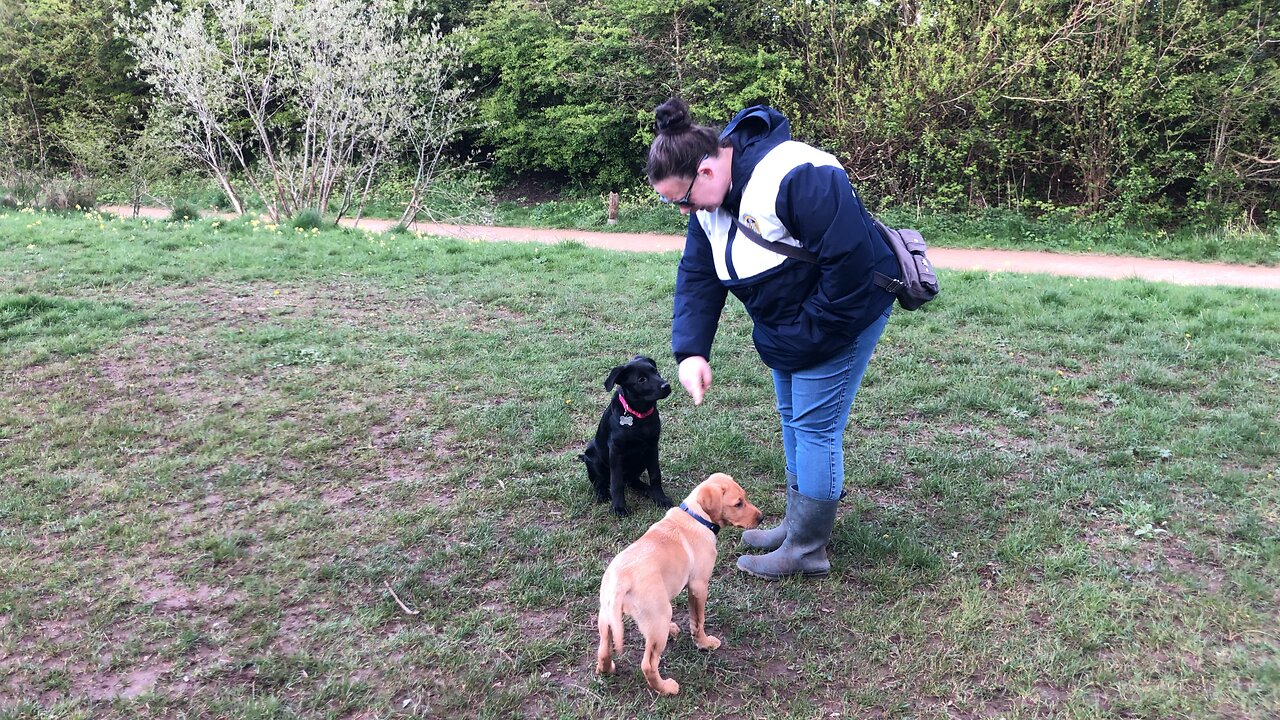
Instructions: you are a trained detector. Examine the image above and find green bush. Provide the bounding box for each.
[461,0,1277,226]
[290,209,325,231]
[466,0,788,190]
[0,172,96,211]
[168,202,200,222]
[34,178,96,211]
[0,170,44,205]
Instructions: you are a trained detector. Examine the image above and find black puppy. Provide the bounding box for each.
[579,356,674,516]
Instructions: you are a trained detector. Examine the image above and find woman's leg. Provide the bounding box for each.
[738,308,890,579]
[791,309,891,501]
[772,369,797,476]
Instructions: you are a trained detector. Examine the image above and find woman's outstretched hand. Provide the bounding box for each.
[678,356,713,405]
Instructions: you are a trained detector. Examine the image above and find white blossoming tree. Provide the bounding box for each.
[121,0,473,223]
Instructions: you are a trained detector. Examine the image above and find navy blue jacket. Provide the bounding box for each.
[672,106,899,372]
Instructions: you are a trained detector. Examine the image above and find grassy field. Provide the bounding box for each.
[1,208,1278,719]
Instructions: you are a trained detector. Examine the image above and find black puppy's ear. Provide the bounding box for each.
[633,355,658,369]
[604,364,627,391]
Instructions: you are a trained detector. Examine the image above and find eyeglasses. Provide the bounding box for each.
[660,154,709,207]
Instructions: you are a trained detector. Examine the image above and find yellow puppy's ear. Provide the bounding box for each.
[696,474,728,525]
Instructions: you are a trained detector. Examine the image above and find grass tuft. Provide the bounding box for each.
[168,201,201,222]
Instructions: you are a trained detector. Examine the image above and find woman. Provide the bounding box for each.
[648,97,899,580]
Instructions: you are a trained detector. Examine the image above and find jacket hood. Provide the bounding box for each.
[719,105,791,213]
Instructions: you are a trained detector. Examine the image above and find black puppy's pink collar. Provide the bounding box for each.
[617,394,655,419]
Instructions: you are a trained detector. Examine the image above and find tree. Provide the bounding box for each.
[120,0,475,222]
[464,0,790,189]
[0,0,147,172]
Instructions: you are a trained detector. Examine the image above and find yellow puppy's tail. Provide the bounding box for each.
[600,590,626,654]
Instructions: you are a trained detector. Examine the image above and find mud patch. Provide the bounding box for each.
[83,661,172,700]
[133,571,242,612]
[1079,516,1225,593]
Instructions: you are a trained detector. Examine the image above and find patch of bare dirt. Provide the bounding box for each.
[84,661,174,701]
[133,572,242,612]
[0,608,178,705]
[1078,514,1227,594]
[139,280,441,332]
[140,279,532,336]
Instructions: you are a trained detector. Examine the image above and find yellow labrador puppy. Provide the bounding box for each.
[595,472,762,695]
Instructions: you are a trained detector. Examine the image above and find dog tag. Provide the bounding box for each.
[619,416,633,427]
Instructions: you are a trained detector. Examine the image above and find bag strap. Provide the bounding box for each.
[731,215,903,293]
[868,218,908,293]
[730,216,817,263]
[872,270,904,293]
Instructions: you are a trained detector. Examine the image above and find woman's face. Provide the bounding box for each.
[652,150,732,216]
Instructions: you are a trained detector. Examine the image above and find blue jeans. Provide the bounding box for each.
[771,308,891,501]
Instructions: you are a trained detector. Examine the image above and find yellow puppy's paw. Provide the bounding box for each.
[695,634,721,651]
[656,678,680,696]
[595,658,615,674]
[668,622,680,637]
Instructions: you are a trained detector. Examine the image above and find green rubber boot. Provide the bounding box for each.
[736,490,838,580]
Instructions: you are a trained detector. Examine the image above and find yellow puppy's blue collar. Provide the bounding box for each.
[680,502,720,535]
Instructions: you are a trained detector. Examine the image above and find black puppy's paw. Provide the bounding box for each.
[593,491,610,504]
[611,505,630,517]
[651,491,674,508]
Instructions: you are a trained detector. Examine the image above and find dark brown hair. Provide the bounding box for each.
[646,98,724,183]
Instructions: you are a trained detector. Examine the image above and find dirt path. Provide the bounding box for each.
[100,205,1280,289]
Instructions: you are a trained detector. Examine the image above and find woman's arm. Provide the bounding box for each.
[672,217,729,363]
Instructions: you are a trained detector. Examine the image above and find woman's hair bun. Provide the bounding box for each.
[654,97,692,134]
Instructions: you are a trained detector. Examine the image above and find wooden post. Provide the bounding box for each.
[607,192,620,225]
